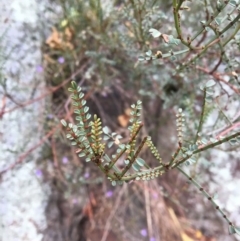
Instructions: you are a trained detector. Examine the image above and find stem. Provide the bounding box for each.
[223,23,240,47]
[191,2,229,42]
[168,145,181,168]
[177,0,184,11]
[180,36,220,70]
[173,0,215,50]
[99,164,115,179]
[117,165,166,182]
[173,131,240,168]
[220,13,240,35]
[194,131,240,154]
[107,123,143,170]
[173,0,182,38]
[177,167,235,227]
[162,48,190,59]
[176,8,240,71]
[120,137,147,178]
[194,88,207,143]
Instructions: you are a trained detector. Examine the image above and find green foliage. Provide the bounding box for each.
[62,80,240,234]
[146,136,162,163]
[90,115,105,155]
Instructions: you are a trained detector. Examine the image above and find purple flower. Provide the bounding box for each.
[140,229,148,237]
[47,114,54,119]
[36,65,43,73]
[35,169,42,177]
[150,238,156,241]
[105,190,113,198]
[58,57,65,64]
[62,156,68,164]
[152,192,158,199]
[84,172,90,178]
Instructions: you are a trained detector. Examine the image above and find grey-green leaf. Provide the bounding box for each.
[149,28,161,38]
[86,113,91,120]
[108,141,114,148]
[103,135,110,141]
[103,154,111,162]
[206,89,214,95]
[79,92,84,99]
[229,225,236,234]
[234,227,240,235]
[124,159,130,165]
[61,119,67,127]
[84,106,89,113]
[71,81,77,89]
[103,126,110,134]
[205,79,216,88]
[138,56,145,61]
[136,157,145,167]
[229,139,237,145]
[229,0,237,6]
[78,152,86,157]
[145,50,152,57]
[132,163,141,171]
[215,17,222,25]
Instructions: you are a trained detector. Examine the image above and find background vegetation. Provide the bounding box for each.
[1,0,240,241]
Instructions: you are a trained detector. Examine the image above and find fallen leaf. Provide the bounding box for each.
[124,108,131,116]
[232,71,238,78]
[46,27,73,50]
[195,230,202,239]
[181,232,195,241]
[118,108,131,127]
[118,115,129,127]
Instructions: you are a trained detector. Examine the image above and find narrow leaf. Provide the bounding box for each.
[103,135,110,140]
[78,152,86,157]
[108,141,114,148]
[235,227,240,235]
[138,56,145,61]
[215,17,222,25]
[103,154,111,162]
[71,81,77,89]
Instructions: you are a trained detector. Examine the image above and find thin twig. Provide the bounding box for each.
[120,136,147,178]
[177,166,235,227]
[100,185,126,241]
[196,66,240,94]
[107,123,143,170]
[144,182,153,239]
[0,125,60,176]
[194,88,207,143]
[2,63,88,115]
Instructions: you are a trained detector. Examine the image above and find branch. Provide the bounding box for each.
[177,167,236,228]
